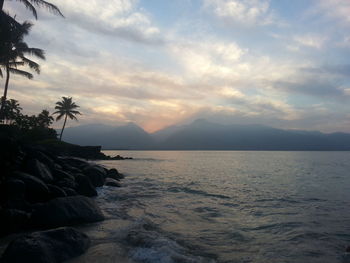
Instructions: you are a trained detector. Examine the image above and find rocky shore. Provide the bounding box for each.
[0,138,127,262]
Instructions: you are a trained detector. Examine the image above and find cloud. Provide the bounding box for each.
[293,34,327,49]
[203,0,277,26]
[313,0,350,26]
[274,79,348,99]
[50,0,163,45]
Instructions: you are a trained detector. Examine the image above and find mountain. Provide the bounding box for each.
[62,119,350,150]
[62,123,154,149]
[153,119,350,150]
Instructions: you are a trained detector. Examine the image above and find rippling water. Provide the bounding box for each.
[75,151,350,263]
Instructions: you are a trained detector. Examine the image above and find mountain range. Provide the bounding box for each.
[61,119,350,151]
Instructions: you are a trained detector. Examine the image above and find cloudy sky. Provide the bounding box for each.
[3,0,350,133]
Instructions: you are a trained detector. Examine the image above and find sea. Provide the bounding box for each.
[70,151,350,263]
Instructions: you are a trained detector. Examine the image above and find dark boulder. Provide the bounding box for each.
[53,168,75,181]
[26,159,54,183]
[75,174,97,197]
[47,184,67,199]
[12,172,50,203]
[6,179,25,199]
[105,178,121,187]
[4,179,31,211]
[30,196,104,228]
[61,187,78,196]
[59,157,90,168]
[56,178,77,190]
[106,168,124,180]
[1,227,90,263]
[82,165,106,187]
[0,209,30,236]
[32,151,56,171]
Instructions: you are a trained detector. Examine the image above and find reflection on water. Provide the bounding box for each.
[89,151,350,263]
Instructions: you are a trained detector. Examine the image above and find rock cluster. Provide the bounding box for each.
[0,145,125,262]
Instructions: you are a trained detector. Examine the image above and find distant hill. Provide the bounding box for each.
[62,119,350,150]
[62,123,154,149]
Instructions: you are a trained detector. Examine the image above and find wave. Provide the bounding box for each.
[167,187,230,200]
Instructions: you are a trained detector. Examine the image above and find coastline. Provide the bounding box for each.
[0,137,127,262]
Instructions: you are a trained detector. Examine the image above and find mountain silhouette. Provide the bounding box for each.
[62,119,350,150]
[62,122,154,149]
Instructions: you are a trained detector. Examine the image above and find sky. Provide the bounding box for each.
[2,0,350,133]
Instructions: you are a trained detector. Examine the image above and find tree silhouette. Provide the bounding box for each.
[0,21,45,121]
[53,97,81,141]
[0,98,22,124]
[37,109,53,128]
[0,0,63,19]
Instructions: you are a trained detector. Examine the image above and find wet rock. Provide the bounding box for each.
[106,168,124,180]
[75,174,97,197]
[47,184,67,199]
[4,179,31,211]
[12,172,50,203]
[105,178,121,187]
[56,178,77,190]
[59,157,90,168]
[33,151,56,171]
[53,168,75,181]
[0,209,30,236]
[61,187,78,196]
[6,179,25,199]
[82,165,106,187]
[1,227,90,263]
[26,159,54,183]
[30,196,104,228]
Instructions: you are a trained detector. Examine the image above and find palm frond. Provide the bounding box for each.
[29,0,64,17]
[24,48,45,60]
[20,57,40,73]
[9,68,33,79]
[53,112,65,121]
[15,0,37,19]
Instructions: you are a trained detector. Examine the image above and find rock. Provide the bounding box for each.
[33,151,56,171]
[12,172,50,203]
[30,196,104,228]
[47,184,67,198]
[4,179,31,211]
[61,187,78,196]
[1,227,90,263]
[56,178,77,190]
[0,209,30,236]
[106,168,124,180]
[82,165,106,187]
[75,174,97,197]
[6,179,25,199]
[105,178,121,187]
[26,159,54,183]
[53,168,75,181]
[59,157,90,168]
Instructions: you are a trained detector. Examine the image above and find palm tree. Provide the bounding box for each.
[0,0,63,19]
[37,109,53,128]
[0,20,45,121]
[0,98,22,124]
[53,97,81,141]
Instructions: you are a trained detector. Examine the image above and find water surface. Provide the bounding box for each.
[84,151,350,262]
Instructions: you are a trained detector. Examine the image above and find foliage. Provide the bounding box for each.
[0,98,22,124]
[54,97,81,140]
[0,98,57,140]
[0,0,63,20]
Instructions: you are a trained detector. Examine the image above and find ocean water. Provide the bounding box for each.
[72,151,350,263]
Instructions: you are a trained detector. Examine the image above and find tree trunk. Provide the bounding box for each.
[0,65,10,122]
[59,114,68,141]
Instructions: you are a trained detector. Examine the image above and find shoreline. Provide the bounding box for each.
[0,138,128,262]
